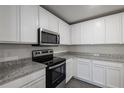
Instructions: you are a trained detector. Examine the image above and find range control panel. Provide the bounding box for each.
[32,49,53,57]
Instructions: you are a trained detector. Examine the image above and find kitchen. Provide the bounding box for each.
[1,4,124,89]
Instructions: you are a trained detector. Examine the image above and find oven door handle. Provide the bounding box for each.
[49,62,65,70]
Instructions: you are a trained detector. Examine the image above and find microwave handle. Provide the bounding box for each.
[48,62,65,70]
[37,28,41,44]
[57,35,60,44]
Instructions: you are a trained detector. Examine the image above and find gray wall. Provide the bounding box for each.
[68,45,124,55]
[0,44,68,60]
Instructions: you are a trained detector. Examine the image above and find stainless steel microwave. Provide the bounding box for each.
[37,28,60,45]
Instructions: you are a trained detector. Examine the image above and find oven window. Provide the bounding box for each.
[42,31,57,44]
[51,64,65,84]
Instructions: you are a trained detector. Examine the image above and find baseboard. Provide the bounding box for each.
[73,76,106,88]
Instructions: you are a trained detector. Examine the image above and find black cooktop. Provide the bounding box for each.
[33,57,66,66]
[32,49,66,67]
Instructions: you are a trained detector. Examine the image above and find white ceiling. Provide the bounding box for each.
[43,5,124,24]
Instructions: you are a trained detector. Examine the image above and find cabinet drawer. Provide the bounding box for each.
[77,58,91,63]
[93,60,123,68]
[23,76,45,88]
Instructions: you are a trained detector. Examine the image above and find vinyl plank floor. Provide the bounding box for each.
[65,78,100,88]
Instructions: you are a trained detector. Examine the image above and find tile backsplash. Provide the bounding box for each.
[0,44,69,60]
[68,44,124,55]
[1,44,124,62]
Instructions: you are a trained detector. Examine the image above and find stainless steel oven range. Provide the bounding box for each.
[32,49,66,88]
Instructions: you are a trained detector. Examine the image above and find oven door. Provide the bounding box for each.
[46,62,66,88]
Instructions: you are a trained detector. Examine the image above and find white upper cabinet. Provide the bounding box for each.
[105,14,122,44]
[48,12,59,32]
[93,18,105,44]
[39,7,49,29]
[59,19,70,44]
[82,18,105,44]
[121,13,124,43]
[20,5,38,43]
[0,6,123,44]
[71,23,82,44]
[39,7,58,33]
[71,13,123,45]
[82,20,94,44]
[0,6,19,42]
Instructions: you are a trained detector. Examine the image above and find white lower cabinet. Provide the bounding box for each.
[0,69,46,88]
[92,62,106,86]
[23,76,45,88]
[66,58,73,83]
[92,60,123,88]
[77,58,92,81]
[106,66,123,88]
[73,58,124,88]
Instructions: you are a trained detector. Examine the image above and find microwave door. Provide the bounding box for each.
[47,34,58,44]
[42,31,58,44]
[42,31,48,43]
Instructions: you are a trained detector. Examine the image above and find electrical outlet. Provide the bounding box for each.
[93,53,100,57]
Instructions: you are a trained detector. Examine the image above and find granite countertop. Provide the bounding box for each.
[0,58,47,86]
[55,52,124,63]
[1,52,124,86]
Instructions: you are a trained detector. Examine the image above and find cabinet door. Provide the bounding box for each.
[20,5,38,43]
[23,76,46,88]
[73,58,77,77]
[106,67,122,88]
[65,23,70,44]
[121,13,124,43]
[66,58,73,83]
[82,18,105,44]
[39,7,49,29]
[0,6,19,42]
[92,63,106,86]
[59,20,70,44]
[77,59,92,81]
[93,18,105,44]
[82,21,94,44]
[48,13,58,32]
[71,23,82,44]
[105,14,122,44]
